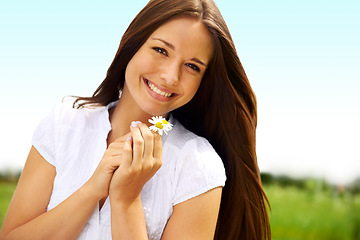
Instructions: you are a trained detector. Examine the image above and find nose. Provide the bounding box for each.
[160,61,180,85]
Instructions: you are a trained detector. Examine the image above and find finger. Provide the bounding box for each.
[109,148,123,157]
[121,136,133,168]
[108,133,132,155]
[107,142,125,155]
[153,131,162,160]
[137,123,154,159]
[130,124,144,167]
[114,132,132,143]
[108,155,123,172]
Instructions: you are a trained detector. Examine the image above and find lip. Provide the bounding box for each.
[143,77,177,102]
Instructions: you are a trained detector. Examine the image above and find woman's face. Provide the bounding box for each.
[123,16,214,116]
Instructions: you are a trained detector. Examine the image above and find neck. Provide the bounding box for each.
[107,90,153,144]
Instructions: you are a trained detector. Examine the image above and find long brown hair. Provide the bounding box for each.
[75,0,271,239]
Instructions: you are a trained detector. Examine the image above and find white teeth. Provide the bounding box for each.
[147,81,173,97]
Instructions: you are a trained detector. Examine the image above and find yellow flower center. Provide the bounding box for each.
[162,119,168,125]
[156,122,163,129]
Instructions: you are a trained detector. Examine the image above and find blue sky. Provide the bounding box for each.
[1,0,359,184]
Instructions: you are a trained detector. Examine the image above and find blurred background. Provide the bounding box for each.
[0,0,359,239]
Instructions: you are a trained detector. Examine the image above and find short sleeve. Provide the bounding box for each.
[32,103,61,166]
[172,137,226,205]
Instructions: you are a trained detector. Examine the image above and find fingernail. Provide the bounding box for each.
[136,121,142,124]
[131,121,138,128]
[127,137,132,141]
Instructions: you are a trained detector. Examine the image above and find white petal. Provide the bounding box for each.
[149,126,158,133]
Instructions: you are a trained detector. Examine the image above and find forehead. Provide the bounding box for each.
[148,16,214,62]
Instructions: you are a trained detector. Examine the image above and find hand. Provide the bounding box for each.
[109,122,162,203]
[85,132,132,200]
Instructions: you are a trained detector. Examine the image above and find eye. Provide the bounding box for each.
[185,63,200,72]
[152,47,168,56]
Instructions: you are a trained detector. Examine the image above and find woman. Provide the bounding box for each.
[0,0,270,239]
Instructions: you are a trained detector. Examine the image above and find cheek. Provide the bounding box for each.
[183,79,202,102]
[125,50,154,80]
[190,81,201,95]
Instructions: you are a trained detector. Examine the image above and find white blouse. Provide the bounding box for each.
[32,99,226,240]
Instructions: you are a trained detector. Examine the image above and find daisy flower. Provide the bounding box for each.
[148,116,173,136]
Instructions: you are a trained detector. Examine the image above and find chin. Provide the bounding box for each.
[141,107,167,117]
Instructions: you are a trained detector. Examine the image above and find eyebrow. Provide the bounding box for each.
[152,37,175,50]
[152,37,208,67]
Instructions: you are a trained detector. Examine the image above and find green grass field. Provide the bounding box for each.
[265,184,360,240]
[0,182,359,239]
[0,182,16,228]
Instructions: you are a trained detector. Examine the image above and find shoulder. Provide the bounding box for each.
[163,117,227,205]
[32,98,114,167]
[165,117,212,153]
[45,97,111,131]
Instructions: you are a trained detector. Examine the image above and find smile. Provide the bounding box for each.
[146,80,173,98]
